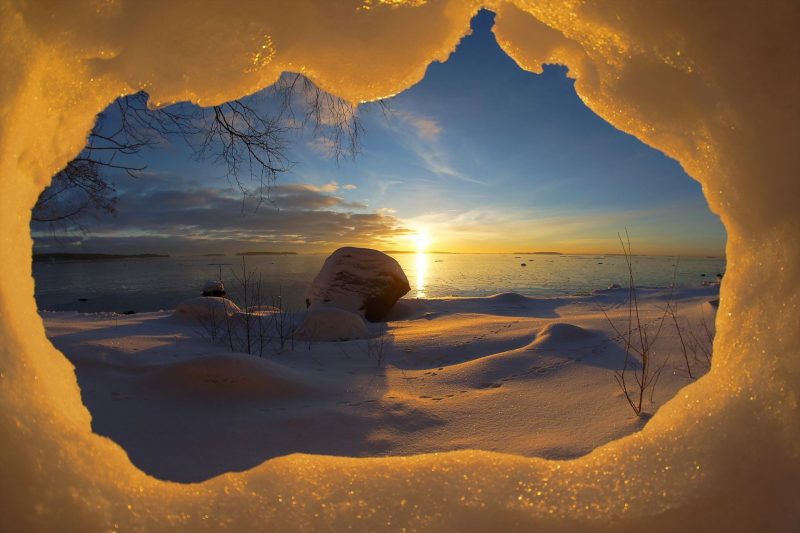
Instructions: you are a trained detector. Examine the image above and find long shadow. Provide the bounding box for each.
[526,332,639,372]
[389,293,570,321]
[46,315,180,345]
[419,328,639,389]
[63,334,442,483]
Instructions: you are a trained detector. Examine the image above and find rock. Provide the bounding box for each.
[608,283,622,289]
[296,305,369,341]
[202,280,226,297]
[172,297,240,322]
[305,247,410,322]
[520,263,526,267]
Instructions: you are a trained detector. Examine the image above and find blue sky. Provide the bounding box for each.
[34,10,725,256]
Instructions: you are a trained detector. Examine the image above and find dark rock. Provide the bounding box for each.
[306,247,410,322]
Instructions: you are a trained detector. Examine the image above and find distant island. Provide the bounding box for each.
[201,253,226,257]
[33,253,169,262]
[235,251,298,256]
[513,251,564,255]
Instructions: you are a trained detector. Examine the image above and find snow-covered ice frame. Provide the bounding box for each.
[1,1,798,530]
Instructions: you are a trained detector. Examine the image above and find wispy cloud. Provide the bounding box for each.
[388,110,487,186]
[300,181,340,193]
[308,136,338,155]
[396,111,442,140]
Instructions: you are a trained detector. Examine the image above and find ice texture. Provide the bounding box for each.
[1,1,799,531]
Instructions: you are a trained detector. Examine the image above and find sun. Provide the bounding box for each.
[412,229,431,253]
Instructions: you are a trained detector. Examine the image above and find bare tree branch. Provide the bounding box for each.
[33,74,379,232]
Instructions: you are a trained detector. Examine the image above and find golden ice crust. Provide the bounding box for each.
[1,0,799,531]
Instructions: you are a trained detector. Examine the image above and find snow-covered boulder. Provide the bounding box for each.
[296,305,369,341]
[202,280,226,297]
[305,247,410,322]
[172,297,240,322]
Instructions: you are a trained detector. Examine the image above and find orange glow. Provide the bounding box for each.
[411,229,431,253]
[414,251,427,298]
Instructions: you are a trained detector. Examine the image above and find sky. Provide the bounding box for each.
[33,10,726,257]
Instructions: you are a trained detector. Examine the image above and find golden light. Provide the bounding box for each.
[414,251,427,298]
[411,229,431,253]
[2,1,795,531]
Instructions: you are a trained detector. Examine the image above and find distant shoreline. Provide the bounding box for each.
[513,251,563,255]
[33,253,169,263]
[235,251,298,256]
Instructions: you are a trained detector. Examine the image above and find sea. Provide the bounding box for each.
[33,253,725,314]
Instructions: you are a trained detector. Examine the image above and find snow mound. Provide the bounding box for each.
[296,305,369,342]
[306,247,410,322]
[532,323,598,347]
[171,297,240,322]
[143,354,314,399]
[487,292,530,304]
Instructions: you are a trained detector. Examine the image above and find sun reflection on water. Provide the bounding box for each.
[415,252,427,298]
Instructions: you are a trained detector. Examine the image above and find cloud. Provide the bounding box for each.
[32,182,408,254]
[396,111,442,140]
[386,109,486,186]
[342,183,357,190]
[308,137,338,155]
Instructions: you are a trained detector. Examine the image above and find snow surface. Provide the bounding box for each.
[1,1,799,531]
[296,305,370,341]
[43,288,716,483]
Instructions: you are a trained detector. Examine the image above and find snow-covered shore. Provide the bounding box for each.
[42,285,719,483]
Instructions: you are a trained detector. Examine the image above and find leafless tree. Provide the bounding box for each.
[601,230,671,416]
[32,159,118,232]
[270,287,297,353]
[365,323,390,368]
[33,74,375,229]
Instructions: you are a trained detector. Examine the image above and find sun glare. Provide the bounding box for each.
[412,230,431,253]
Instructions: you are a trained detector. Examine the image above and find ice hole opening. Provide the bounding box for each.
[30,9,727,484]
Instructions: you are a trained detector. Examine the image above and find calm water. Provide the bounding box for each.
[33,253,725,313]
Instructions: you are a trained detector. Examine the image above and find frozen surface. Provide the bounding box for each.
[1,1,799,531]
[42,288,715,483]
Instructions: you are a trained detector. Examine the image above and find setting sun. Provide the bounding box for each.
[411,230,431,253]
